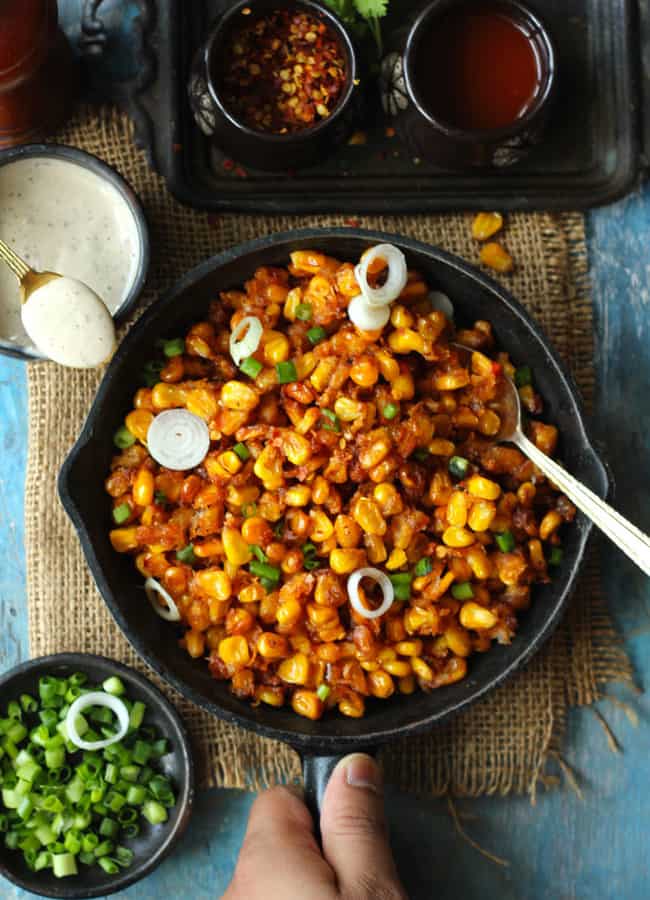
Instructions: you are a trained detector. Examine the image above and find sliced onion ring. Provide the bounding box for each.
[348,295,390,332]
[65,691,130,751]
[428,290,455,320]
[354,244,408,308]
[145,576,181,622]
[347,567,395,620]
[147,409,210,471]
[229,315,263,367]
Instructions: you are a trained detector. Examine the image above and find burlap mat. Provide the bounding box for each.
[25,108,633,797]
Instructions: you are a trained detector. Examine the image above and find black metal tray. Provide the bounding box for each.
[105,0,644,212]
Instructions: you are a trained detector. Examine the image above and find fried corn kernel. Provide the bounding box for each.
[480,241,514,273]
[471,211,504,241]
[459,602,498,631]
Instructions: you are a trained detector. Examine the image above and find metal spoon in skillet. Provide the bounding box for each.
[454,343,650,576]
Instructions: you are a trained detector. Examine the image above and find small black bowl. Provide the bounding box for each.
[188,0,360,171]
[0,143,150,362]
[0,653,194,899]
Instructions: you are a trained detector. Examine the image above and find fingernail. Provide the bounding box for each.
[340,753,382,794]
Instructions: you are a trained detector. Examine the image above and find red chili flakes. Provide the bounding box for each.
[220,9,347,134]
[222,158,235,171]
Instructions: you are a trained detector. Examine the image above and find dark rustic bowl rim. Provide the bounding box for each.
[0,142,150,362]
[404,0,557,142]
[201,0,358,145]
[0,652,194,899]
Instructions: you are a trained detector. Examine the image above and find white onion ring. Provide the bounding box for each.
[428,290,455,320]
[347,568,395,620]
[147,409,210,471]
[65,691,130,751]
[229,316,263,367]
[348,295,391,332]
[145,576,181,622]
[354,244,408,308]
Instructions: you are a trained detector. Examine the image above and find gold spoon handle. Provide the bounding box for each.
[0,238,31,281]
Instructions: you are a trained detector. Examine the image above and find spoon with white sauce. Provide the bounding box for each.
[0,237,116,368]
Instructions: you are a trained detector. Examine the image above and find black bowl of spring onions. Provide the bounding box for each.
[0,653,194,898]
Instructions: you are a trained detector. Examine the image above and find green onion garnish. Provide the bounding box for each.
[302,542,319,571]
[176,544,196,565]
[448,456,470,479]
[250,560,281,582]
[307,326,327,345]
[112,504,131,525]
[154,491,167,507]
[250,545,268,564]
[232,442,251,461]
[241,503,258,518]
[388,572,412,601]
[451,582,474,600]
[514,366,533,387]
[162,338,185,358]
[273,519,285,539]
[276,360,298,384]
[240,356,263,379]
[295,303,313,321]
[412,448,429,462]
[548,547,563,566]
[414,557,432,577]
[142,360,164,388]
[113,427,135,450]
[383,403,398,420]
[320,409,340,432]
[316,685,330,702]
[259,577,278,593]
[495,530,515,553]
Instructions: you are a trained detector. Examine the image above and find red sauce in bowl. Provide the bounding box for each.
[415,4,543,132]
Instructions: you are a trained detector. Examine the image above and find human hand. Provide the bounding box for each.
[223,752,408,900]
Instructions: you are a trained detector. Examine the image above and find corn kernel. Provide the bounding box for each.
[125,409,153,444]
[194,568,232,601]
[339,694,365,718]
[334,514,362,548]
[442,526,475,548]
[385,548,407,570]
[222,525,253,566]
[398,674,416,694]
[283,431,312,465]
[221,381,259,411]
[384,659,412,678]
[428,439,456,456]
[276,598,303,628]
[309,510,334,542]
[253,446,284,489]
[396,639,423,657]
[388,328,425,354]
[263,333,290,364]
[278,652,310,685]
[459,601,498,630]
[292,690,323,720]
[466,547,492,580]
[539,510,562,541]
[133,468,154,507]
[257,632,290,659]
[411,657,434,681]
[446,490,468,527]
[373,482,403,515]
[109,527,138,553]
[467,475,501,501]
[352,497,386,536]
[330,548,366,574]
[217,450,243,476]
[368,670,395,699]
[285,485,312,507]
[444,625,473,657]
[218,635,250,668]
[391,372,415,400]
[334,396,364,422]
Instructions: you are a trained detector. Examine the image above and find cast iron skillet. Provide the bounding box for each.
[58,228,609,817]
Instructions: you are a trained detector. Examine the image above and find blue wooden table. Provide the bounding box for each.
[2,5,650,898]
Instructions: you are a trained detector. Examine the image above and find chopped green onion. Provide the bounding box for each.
[320,409,340,432]
[102,677,126,697]
[52,852,78,878]
[154,490,168,507]
[382,403,398,420]
[414,557,433,577]
[548,547,563,566]
[112,503,131,525]
[302,541,319,571]
[250,545,268,563]
[176,544,196,565]
[451,582,474,600]
[295,303,313,321]
[162,338,185,358]
[232,442,251,461]
[142,801,168,825]
[495,530,516,552]
[20,694,38,714]
[514,366,533,387]
[276,360,298,384]
[449,456,470,479]
[316,685,331,702]
[129,701,146,730]
[412,448,429,462]
[98,857,120,875]
[250,560,281,582]
[142,360,164,388]
[113,426,135,450]
[388,572,412,601]
[307,326,327,345]
[241,502,258,518]
[240,356,263,378]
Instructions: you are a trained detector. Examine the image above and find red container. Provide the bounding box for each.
[0,0,76,148]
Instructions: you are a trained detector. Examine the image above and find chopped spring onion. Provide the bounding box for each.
[451,582,474,600]
[65,694,129,752]
[154,491,168,507]
[548,546,563,566]
[113,426,135,450]
[249,560,281,583]
[295,303,313,321]
[347,568,395,619]
[355,244,408,307]
[348,294,390,332]
[495,530,516,553]
[448,455,470,479]
[176,544,196,565]
[307,326,327,345]
[142,360,164,388]
[428,290,454,320]
[412,448,429,463]
[320,409,340,432]
[147,409,210,471]
[414,557,432,577]
[112,503,131,525]
[250,545,268,563]
[240,356,263,379]
[276,360,298,384]
[229,315,263,367]
[316,685,330,702]
[144,577,181,622]
[388,572,412,601]
[514,365,533,387]
[302,542,319,571]
[241,502,257,518]
[161,338,184,358]
[232,442,251,461]
[102,677,126,697]
[382,403,398,420]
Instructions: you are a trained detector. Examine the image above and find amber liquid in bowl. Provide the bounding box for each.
[415,4,543,132]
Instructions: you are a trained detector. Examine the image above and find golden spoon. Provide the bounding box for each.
[0,237,116,368]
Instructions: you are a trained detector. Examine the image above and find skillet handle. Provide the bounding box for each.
[300,749,377,839]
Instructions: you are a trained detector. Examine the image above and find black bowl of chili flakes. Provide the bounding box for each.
[188,0,361,171]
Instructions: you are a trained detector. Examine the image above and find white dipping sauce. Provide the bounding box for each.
[0,156,141,354]
[21,277,115,368]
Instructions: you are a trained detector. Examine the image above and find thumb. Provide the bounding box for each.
[320,753,407,900]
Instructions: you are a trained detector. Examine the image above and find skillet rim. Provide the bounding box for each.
[58,227,608,753]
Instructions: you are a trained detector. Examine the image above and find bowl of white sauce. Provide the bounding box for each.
[0,144,149,361]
